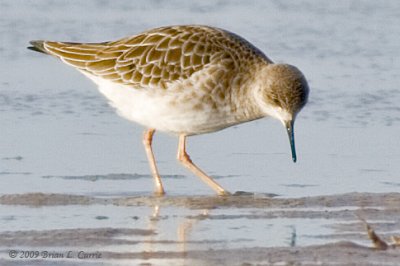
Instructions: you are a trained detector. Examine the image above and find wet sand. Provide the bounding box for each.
[1,192,399,265]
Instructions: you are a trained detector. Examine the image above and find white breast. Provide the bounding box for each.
[81,72,237,135]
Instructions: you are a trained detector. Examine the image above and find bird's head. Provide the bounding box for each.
[254,63,309,162]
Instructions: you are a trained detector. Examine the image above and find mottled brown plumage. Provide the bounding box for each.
[30,26,271,90]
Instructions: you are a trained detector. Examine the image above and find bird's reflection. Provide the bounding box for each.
[142,202,211,262]
[144,204,161,253]
[177,209,209,253]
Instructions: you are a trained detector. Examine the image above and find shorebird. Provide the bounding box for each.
[28,25,309,196]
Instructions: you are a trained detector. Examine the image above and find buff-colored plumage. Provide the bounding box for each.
[29,25,309,195]
[32,26,271,88]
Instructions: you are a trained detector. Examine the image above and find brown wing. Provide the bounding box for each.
[30,25,271,89]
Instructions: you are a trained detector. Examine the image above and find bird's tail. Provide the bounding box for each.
[27,40,116,72]
[28,40,48,54]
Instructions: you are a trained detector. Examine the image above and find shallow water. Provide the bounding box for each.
[1,0,400,265]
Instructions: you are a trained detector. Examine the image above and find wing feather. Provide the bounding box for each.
[32,25,272,89]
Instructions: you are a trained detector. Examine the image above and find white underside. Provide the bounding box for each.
[82,72,239,135]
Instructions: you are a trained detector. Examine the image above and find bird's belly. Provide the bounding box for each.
[95,79,236,135]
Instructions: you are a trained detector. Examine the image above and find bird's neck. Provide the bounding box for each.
[229,64,266,123]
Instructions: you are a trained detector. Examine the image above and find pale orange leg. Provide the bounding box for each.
[177,134,230,196]
[143,129,165,196]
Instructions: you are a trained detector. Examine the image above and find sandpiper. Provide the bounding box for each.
[28,25,309,196]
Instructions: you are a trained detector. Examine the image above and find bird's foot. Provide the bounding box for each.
[153,189,166,197]
[217,190,232,196]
